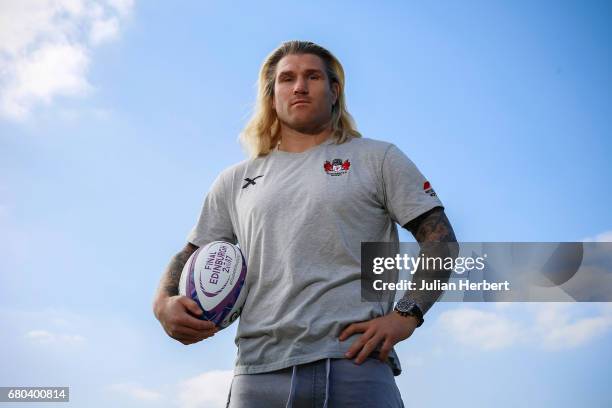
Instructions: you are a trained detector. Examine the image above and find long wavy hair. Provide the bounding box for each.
[239,40,361,158]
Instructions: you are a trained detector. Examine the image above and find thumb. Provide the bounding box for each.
[181,297,203,316]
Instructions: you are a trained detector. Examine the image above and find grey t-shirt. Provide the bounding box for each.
[187,137,443,376]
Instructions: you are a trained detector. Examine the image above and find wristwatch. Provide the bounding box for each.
[394,299,424,327]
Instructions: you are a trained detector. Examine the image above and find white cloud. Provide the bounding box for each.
[1,308,89,346]
[25,330,55,344]
[437,303,612,351]
[533,303,612,351]
[90,17,120,45]
[437,308,522,350]
[25,329,85,345]
[109,383,163,402]
[177,370,234,408]
[2,43,91,119]
[0,0,133,120]
[106,369,233,407]
[107,0,134,17]
[582,230,612,242]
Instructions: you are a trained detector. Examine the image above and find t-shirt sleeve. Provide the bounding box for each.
[380,144,444,226]
[186,172,237,247]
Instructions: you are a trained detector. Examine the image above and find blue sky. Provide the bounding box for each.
[1,1,611,407]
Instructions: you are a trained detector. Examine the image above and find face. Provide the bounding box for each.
[272,53,339,134]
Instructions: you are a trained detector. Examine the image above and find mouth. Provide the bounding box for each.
[291,100,310,106]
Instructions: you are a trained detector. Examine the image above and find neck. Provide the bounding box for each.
[277,122,333,153]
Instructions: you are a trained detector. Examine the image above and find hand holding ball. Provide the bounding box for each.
[179,241,248,330]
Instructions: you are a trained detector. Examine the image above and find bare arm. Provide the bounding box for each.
[404,206,456,243]
[339,207,458,363]
[153,242,198,317]
[153,242,218,345]
[402,206,459,315]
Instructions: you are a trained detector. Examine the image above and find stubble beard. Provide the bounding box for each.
[278,111,333,135]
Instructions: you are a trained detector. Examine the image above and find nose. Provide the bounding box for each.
[293,76,308,94]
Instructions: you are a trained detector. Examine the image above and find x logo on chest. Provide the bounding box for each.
[242,175,264,189]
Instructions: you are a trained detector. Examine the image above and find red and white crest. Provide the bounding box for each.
[324,158,351,176]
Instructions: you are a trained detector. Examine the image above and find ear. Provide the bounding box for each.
[272,95,276,111]
[331,82,339,106]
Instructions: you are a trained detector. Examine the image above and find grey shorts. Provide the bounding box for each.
[226,356,405,408]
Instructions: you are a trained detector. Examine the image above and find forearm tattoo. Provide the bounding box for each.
[405,206,457,243]
[402,207,459,315]
[161,243,198,296]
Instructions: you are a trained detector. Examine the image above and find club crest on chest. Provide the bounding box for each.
[323,158,351,176]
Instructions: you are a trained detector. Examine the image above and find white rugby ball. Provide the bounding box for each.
[179,241,247,329]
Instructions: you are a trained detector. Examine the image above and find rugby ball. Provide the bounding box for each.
[179,241,247,329]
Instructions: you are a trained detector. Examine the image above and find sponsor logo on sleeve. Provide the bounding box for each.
[423,181,437,197]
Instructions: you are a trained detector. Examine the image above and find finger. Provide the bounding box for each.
[171,326,217,344]
[173,325,217,340]
[174,334,203,345]
[179,314,217,331]
[345,327,376,358]
[378,339,394,363]
[179,296,204,316]
[339,322,368,341]
[166,324,211,341]
[354,334,384,364]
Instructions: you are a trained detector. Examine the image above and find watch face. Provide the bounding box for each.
[395,299,424,327]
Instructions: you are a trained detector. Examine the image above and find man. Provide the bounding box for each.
[153,40,457,407]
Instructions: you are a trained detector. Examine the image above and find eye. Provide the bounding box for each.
[309,74,321,80]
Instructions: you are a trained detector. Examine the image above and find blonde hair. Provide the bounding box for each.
[240,40,361,158]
